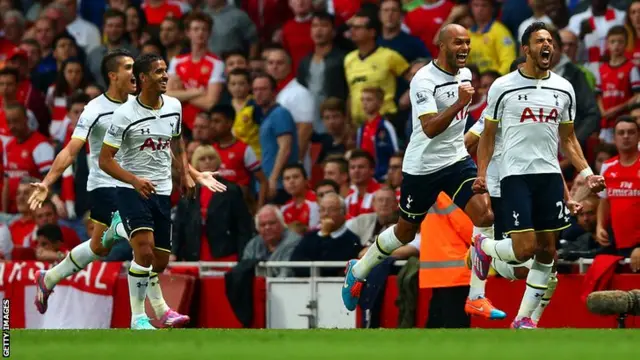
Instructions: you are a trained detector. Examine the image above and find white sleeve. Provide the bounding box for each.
[244,145,261,172]
[33,141,55,173]
[409,75,437,116]
[172,100,183,137]
[27,110,38,132]
[71,108,95,141]
[469,112,485,136]
[167,58,178,76]
[631,66,640,92]
[0,225,13,260]
[326,0,334,14]
[484,81,504,123]
[566,14,582,37]
[308,202,320,229]
[407,235,420,250]
[208,59,225,84]
[103,110,129,148]
[561,84,576,124]
[288,88,315,124]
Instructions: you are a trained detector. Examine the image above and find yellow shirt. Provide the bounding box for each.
[344,46,409,125]
[468,20,516,75]
[232,98,262,159]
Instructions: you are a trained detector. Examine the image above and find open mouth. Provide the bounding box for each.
[456,52,468,62]
[541,49,551,61]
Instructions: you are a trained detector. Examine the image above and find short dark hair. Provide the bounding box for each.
[222,50,247,62]
[480,70,501,81]
[282,163,308,179]
[349,149,375,168]
[252,72,277,90]
[594,143,617,158]
[324,156,349,174]
[4,102,26,117]
[210,104,236,122]
[315,179,340,193]
[628,101,640,112]
[320,97,346,116]
[0,67,19,82]
[228,68,251,83]
[133,53,164,86]
[521,21,550,48]
[614,115,640,130]
[101,48,134,87]
[37,224,63,243]
[66,90,90,110]
[390,151,404,161]
[354,8,381,37]
[510,56,527,72]
[549,26,562,48]
[103,8,126,24]
[467,63,480,79]
[311,11,335,25]
[53,33,76,49]
[607,25,628,42]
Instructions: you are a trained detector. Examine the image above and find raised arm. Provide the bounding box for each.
[413,76,473,138]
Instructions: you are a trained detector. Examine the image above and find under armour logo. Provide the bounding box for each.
[446,91,455,98]
[151,282,157,287]
[534,292,544,298]
[513,211,520,226]
[553,93,559,106]
[406,195,413,209]
[140,128,150,135]
[518,95,527,101]
[136,281,148,288]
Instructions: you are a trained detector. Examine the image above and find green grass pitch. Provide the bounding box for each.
[10,329,640,359]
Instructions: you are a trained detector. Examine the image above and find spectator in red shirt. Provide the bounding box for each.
[403,0,455,57]
[625,0,640,66]
[0,68,40,140]
[33,199,82,250]
[345,149,380,218]
[7,177,38,247]
[281,0,314,75]
[323,156,350,197]
[596,26,640,144]
[34,223,68,263]
[210,104,268,210]
[3,10,25,47]
[167,11,225,135]
[597,117,640,270]
[2,103,54,214]
[242,0,292,44]
[142,0,186,26]
[281,163,319,234]
[356,87,399,181]
[4,48,50,135]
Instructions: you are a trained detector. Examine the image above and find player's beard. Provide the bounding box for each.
[445,49,458,71]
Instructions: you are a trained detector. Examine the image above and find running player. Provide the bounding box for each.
[341,24,501,318]
[29,50,222,328]
[99,53,225,329]
[472,22,605,329]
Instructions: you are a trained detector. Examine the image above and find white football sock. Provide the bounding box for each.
[116,223,129,240]
[147,272,170,319]
[44,240,97,289]
[128,261,152,319]
[352,225,403,279]
[481,237,518,262]
[531,272,558,324]
[491,258,517,280]
[468,226,492,299]
[516,259,553,320]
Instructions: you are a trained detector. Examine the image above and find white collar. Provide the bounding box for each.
[319,224,348,239]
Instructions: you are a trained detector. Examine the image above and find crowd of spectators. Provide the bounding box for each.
[0,0,637,271]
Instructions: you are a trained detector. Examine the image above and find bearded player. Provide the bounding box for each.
[472,22,605,329]
[342,24,504,320]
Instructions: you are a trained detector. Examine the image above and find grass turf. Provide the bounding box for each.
[11,329,640,359]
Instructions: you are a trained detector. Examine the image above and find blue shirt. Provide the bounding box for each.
[259,104,299,188]
[377,32,430,63]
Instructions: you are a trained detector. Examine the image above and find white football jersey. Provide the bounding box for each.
[403,61,472,175]
[469,110,503,197]
[103,95,182,196]
[71,94,134,191]
[485,69,575,179]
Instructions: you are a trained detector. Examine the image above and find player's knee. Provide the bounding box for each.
[513,266,529,280]
[89,238,109,257]
[396,220,420,242]
[535,241,555,257]
[477,208,494,227]
[516,239,537,261]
